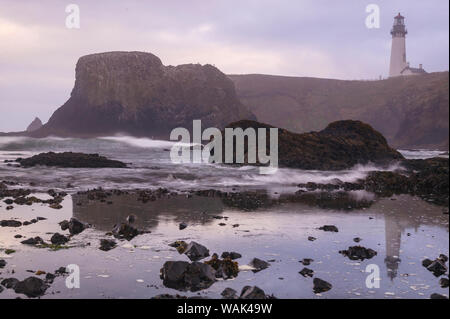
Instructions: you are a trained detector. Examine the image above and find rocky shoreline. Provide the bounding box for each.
[0,148,448,298]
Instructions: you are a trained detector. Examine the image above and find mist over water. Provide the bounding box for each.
[0,136,425,193]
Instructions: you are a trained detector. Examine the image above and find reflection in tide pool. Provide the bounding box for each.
[0,193,448,299]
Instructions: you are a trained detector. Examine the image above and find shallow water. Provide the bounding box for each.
[0,193,448,299]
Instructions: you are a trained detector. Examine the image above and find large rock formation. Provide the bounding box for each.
[220,120,403,170]
[229,72,449,150]
[32,52,254,138]
[26,117,43,132]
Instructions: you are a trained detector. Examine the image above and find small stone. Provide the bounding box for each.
[319,225,339,232]
[179,222,188,230]
[99,239,117,251]
[430,293,448,299]
[249,258,270,272]
[299,267,314,278]
[439,278,449,288]
[313,278,332,293]
[221,287,238,299]
[221,252,242,260]
[240,286,267,299]
[300,258,314,266]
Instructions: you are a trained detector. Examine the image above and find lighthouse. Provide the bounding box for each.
[389,13,426,77]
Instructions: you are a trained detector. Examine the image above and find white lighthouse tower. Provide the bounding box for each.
[389,13,408,77]
[389,13,426,77]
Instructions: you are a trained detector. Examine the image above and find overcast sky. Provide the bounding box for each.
[0,0,449,132]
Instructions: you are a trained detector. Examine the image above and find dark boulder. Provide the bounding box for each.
[50,233,69,245]
[300,258,314,266]
[221,252,242,260]
[1,278,19,289]
[68,218,86,235]
[14,277,48,298]
[430,293,448,299]
[1,220,22,227]
[184,242,210,261]
[179,222,188,230]
[240,286,268,299]
[313,278,332,293]
[427,260,447,277]
[221,288,238,299]
[99,239,117,251]
[249,258,270,272]
[423,256,448,277]
[112,222,140,241]
[0,259,6,268]
[18,152,127,168]
[45,273,56,284]
[339,246,377,261]
[440,277,449,288]
[160,261,216,292]
[59,220,70,231]
[319,225,339,232]
[299,268,314,278]
[21,236,45,246]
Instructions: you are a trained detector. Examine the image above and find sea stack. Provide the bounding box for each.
[32,51,255,138]
[26,117,43,132]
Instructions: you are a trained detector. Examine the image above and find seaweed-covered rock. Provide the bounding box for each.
[205,254,239,279]
[219,120,403,170]
[221,252,242,260]
[18,152,126,168]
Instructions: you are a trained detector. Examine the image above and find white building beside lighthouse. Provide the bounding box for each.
[389,13,426,77]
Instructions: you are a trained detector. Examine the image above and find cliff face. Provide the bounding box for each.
[229,72,449,150]
[35,52,254,138]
